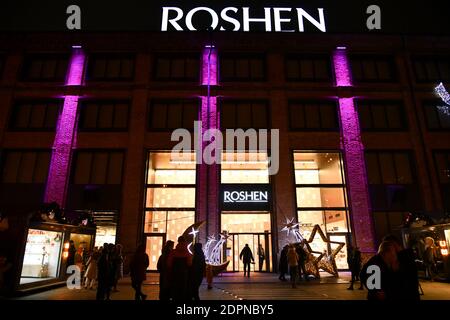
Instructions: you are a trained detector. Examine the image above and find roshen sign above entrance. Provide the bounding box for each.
[161,6,326,32]
[221,184,271,211]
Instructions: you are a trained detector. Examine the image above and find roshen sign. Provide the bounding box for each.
[161,7,326,32]
[221,184,271,211]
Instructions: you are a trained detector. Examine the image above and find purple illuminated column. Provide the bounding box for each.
[333,48,376,253]
[198,46,219,238]
[44,47,85,205]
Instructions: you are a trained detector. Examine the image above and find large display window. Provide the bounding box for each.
[294,151,351,269]
[144,152,196,270]
[20,229,63,284]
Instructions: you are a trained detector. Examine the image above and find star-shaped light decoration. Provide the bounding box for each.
[281,217,304,243]
[305,224,345,277]
[189,227,199,240]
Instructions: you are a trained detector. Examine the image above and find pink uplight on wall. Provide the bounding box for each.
[202,45,218,86]
[44,47,86,205]
[333,47,376,253]
[333,47,352,87]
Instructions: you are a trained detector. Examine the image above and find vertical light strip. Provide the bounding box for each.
[202,45,218,86]
[333,48,375,253]
[44,47,85,205]
[199,45,219,238]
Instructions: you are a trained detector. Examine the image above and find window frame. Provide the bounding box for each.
[153,53,201,82]
[288,99,340,131]
[147,98,200,132]
[356,99,408,132]
[349,54,398,83]
[86,53,136,82]
[219,53,267,82]
[70,150,125,185]
[7,99,63,132]
[285,54,332,82]
[20,53,70,82]
[412,55,450,83]
[219,99,270,130]
[422,99,450,131]
[0,149,52,184]
[78,100,131,132]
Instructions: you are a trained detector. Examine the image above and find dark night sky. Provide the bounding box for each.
[0,0,449,34]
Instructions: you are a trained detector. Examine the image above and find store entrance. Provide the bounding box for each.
[227,232,271,272]
[145,234,165,271]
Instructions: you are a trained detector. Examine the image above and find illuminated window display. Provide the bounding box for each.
[294,151,350,269]
[144,152,196,270]
[20,229,63,284]
[221,152,272,272]
[94,225,117,247]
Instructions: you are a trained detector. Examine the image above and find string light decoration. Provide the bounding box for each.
[204,235,217,263]
[305,224,346,277]
[208,232,231,266]
[435,82,450,116]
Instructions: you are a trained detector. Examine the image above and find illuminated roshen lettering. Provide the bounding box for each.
[161,6,326,32]
[224,191,269,203]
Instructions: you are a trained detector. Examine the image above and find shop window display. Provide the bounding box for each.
[20,229,63,284]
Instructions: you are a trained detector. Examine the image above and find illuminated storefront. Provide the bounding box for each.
[16,221,95,290]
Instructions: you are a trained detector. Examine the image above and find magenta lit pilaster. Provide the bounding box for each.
[202,46,218,86]
[44,47,85,205]
[333,48,376,253]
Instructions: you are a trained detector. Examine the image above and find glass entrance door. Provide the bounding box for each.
[145,234,165,271]
[227,233,271,272]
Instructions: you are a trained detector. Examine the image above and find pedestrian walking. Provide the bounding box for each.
[296,241,308,282]
[84,247,99,290]
[239,244,254,277]
[66,240,76,271]
[258,244,265,272]
[112,244,124,292]
[287,244,299,288]
[347,245,362,290]
[189,243,206,300]
[157,240,174,300]
[278,245,288,281]
[129,244,149,301]
[96,243,110,300]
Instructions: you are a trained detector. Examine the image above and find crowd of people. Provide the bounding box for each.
[278,241,308,287]
[66,241,124,300]
[276,235,421,300]
[156,236,206,301]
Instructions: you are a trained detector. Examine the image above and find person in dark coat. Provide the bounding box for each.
[189,243,206,301]
[347,245,362,290]
[360,240,402,301]
[296,241,308,282]
[167,236,192,301]
[129,244,149,301]
[96,244,110,300]
[257,244,265,272]
[240,244,254,277]
[383,234,420,300]
[278,245,288,281]
[157,240,174,300]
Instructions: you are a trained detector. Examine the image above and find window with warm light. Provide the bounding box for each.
[221,152,269,184]
[144,152,196,270]
[294,151,350,234]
